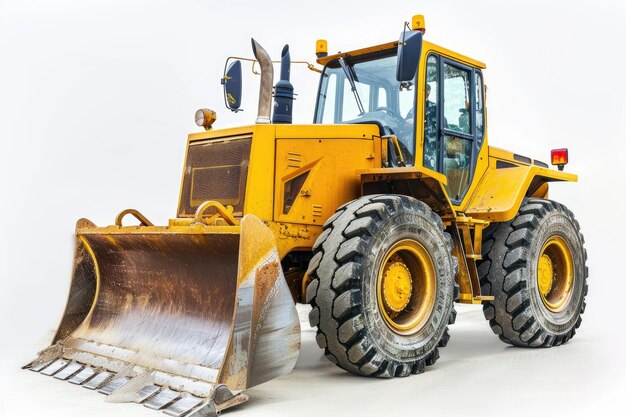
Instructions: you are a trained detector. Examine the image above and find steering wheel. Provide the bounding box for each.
[374,106,407,125]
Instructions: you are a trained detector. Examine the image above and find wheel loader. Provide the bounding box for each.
[25,13,588,417]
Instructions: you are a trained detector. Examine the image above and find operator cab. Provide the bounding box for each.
[314,33,487,205]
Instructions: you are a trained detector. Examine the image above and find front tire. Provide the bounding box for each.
[306,195,457,377]
[478,198,588,347]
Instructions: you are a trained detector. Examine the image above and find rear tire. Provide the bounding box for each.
[306,195,457,377]
[478,198,588,347]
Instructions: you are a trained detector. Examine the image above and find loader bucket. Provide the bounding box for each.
[25,214,301,417]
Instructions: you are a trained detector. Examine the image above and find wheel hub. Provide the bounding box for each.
[537,254,554,295]
[381,260,413,314]
[537,236,574,312]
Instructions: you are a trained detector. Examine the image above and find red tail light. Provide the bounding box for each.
[551,148,568,170]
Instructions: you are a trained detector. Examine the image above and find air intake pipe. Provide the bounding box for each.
[251,38,273,124]
[272,45,294,124]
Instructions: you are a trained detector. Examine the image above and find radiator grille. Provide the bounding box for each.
[179,136,252,217]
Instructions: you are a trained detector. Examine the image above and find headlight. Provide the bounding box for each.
[195,108,217,130]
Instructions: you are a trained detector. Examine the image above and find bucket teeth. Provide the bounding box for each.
[98,376,130,395]
[53,362,84,380]
[162,394,204,417]
[40,359,69,376]
[68,366,96,385]
[143,388,182,410]
[134,384,162,403]
[27,356,247,417]
[27,359,54,372]
[83,370,114,390]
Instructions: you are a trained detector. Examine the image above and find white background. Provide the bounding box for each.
[1,0,625,416]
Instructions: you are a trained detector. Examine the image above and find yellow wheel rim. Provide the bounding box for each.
[377,240,437,335]
[537,236,574,312]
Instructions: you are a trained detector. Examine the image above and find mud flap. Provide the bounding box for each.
[25,215,301,416]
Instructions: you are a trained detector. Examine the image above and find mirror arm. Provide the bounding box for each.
[225,56,322,76]
[252,59,322,75]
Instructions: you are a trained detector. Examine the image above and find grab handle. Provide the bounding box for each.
[115,209,154,227]
[194,201,238,226]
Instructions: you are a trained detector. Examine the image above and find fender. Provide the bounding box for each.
[359,165,455,220]
[464,147,577,222]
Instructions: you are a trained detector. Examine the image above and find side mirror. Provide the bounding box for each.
[396,30,423,82]
[222,59,243,112]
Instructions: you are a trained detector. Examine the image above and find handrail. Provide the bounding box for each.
[194,201,238,226]
[115,209,154,227]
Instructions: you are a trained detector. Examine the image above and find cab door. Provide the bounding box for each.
[422,54,486,204]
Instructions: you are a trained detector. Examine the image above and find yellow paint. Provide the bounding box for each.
[266,222,323,260]
[422,40,486,69]
[411,14,425,31]
[358,166,448,186]
[316,39,328,56]
[194,201,238,225]
[377,240,436,334]
[359,166,455,219]
[77,224,241,236]
[538,236,574,312]
[187,125,255,142]
[381,261,412,313]
[464,147,577,222]
[236,215,277,287]
[273,129,378,226]
[317,41,399,66]
[537,254,553,295]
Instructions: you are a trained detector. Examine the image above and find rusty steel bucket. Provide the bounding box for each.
[25,213,301,417]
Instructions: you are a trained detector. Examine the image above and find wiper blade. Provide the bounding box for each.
[339,57,365,115]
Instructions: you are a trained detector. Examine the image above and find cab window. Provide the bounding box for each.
[442,63,473,200]
[342,81,371,121]
[315,52,417,163]
[319,73,338,124]
[475,72,485,145]
[423,55,439,171]
[443,64,471,134]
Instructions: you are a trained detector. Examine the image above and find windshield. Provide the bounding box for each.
[314,51,417,163]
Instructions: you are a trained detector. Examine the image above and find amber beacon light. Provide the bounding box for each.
[551,148,569,171]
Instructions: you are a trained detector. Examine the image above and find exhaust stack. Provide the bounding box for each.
[272,45,294,124]
[251,39,273,124]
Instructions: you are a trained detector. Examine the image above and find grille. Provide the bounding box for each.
[178,136,252,217]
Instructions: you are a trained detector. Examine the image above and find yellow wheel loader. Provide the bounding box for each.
[26,14,588,417]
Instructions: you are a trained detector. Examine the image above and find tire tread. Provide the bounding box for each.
[307,195,456,375]
[477,198,588,347]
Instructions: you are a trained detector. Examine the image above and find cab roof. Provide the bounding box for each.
[316,39,486,69]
